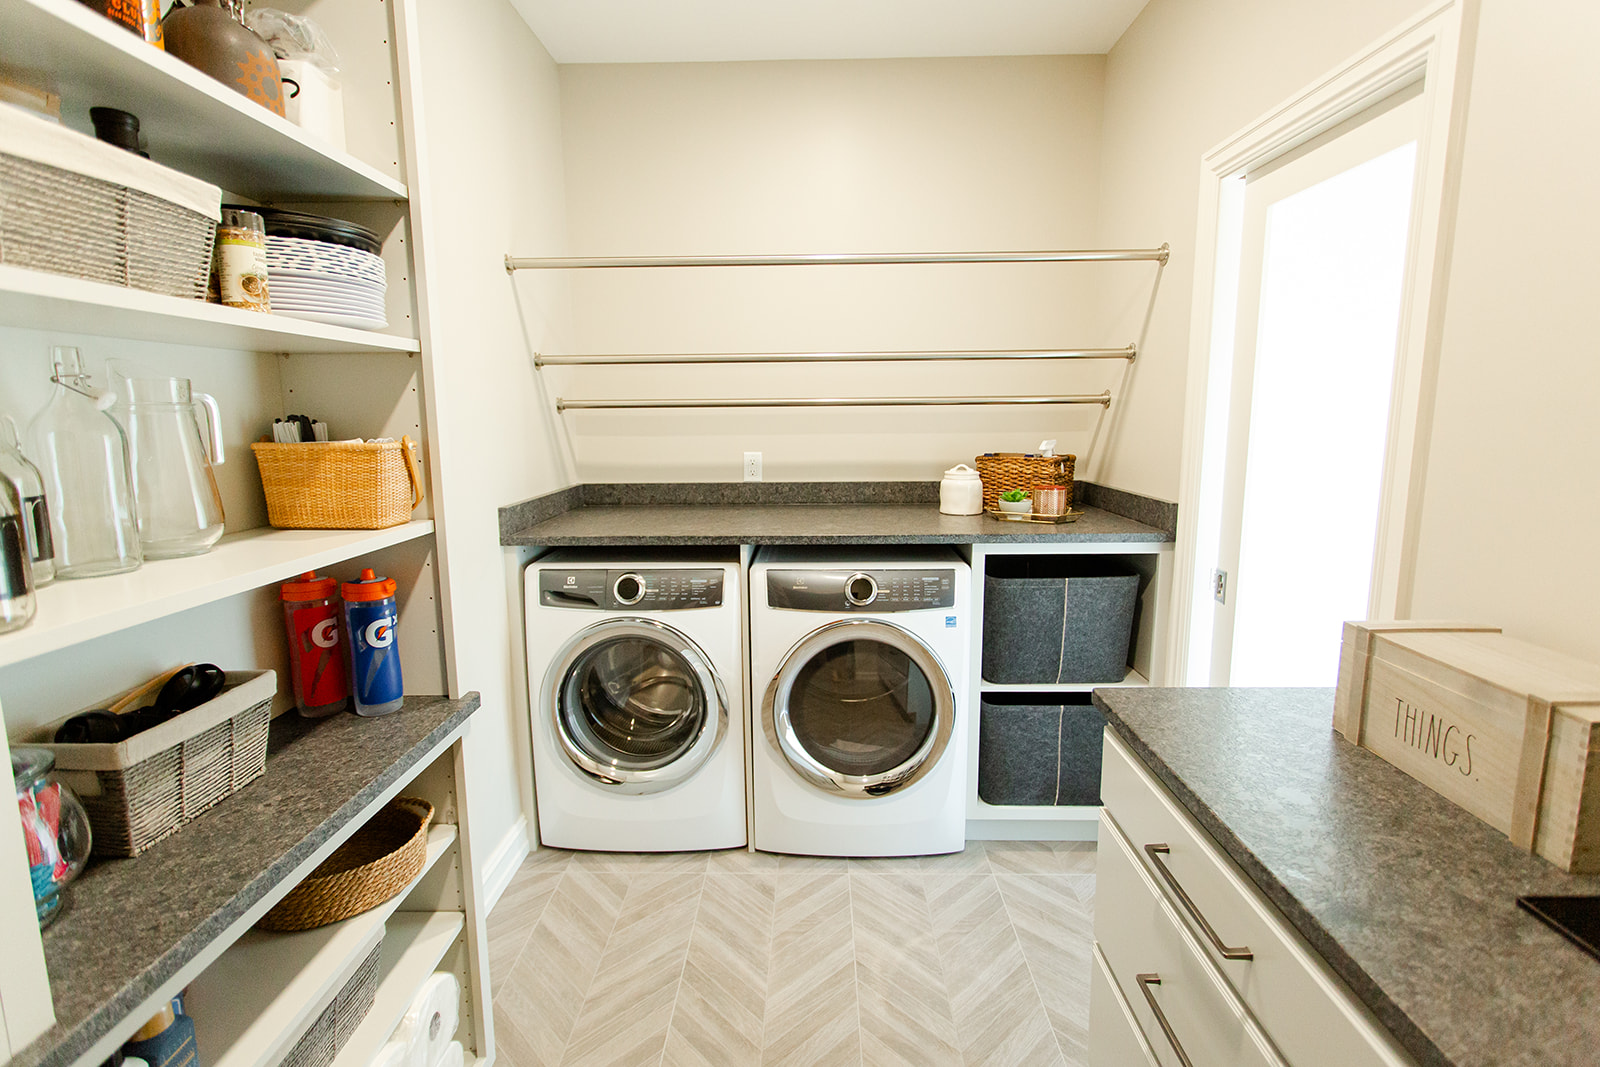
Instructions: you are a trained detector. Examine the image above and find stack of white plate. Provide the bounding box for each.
[266,235,388,331]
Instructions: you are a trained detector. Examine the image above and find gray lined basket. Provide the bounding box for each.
[281,936,383,1067]
[0,153,215,299]
[35,671,276,857]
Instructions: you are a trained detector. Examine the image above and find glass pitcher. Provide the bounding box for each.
[27,347,142,579]
[0,414,55,587]
[114,369,226,559]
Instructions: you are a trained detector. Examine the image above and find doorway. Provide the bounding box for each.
[1167,2,1475,686]
[1212,92,1423,686]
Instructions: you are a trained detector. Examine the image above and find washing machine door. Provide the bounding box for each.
[763,618,955,798]
[544,618,727,793]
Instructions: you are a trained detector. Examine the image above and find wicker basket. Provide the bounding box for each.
[251,436,423,529]
[974,452,1076,511]
[0,155,215,300]
[33,671,275,857]
[281,937,384,1067]
[258,796,435,932]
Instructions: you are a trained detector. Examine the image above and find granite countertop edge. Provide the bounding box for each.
[28,693,481,1067]
[1096,706,1440,1065]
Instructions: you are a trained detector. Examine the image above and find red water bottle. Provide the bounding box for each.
[281,571,349,717]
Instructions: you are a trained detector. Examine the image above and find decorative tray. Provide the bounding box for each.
[985,508,1082,524]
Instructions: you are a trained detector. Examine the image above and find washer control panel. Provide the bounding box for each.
[767,569,956,611]
[540,568,724,610]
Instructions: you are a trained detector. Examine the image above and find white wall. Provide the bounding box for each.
[1095,0,1600,662]
[553,56,1134,483]
[411,0,572,862]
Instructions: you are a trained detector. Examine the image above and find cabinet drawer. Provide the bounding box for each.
[1089,941,1160,1067]
[1096,812,1284,1067]
[1101,731,1415,1067]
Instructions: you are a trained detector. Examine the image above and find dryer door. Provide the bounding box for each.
[545,618,727,793]
[763,618,955,797]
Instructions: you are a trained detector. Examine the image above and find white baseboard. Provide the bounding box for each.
[965,818,1098,842]
[482,815,531,913]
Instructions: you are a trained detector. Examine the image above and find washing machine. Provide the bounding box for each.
[749,546,970,856]
[525,549,745,851]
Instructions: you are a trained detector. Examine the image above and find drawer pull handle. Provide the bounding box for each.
[1145,843,1254,961]
[1136,973,1196,1067]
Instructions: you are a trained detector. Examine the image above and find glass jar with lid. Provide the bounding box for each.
[12,747,92,927]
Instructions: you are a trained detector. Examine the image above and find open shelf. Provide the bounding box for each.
[187,825,458,1067]
[0,0,406,201]
[0,520,434,668]
[979,667,1149,694]
[0,266,420,354]
[331,911,465,1067]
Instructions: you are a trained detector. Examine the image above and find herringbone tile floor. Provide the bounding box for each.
[486,842,1095,1067]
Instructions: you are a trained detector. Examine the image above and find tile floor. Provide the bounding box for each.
[485,841,1096,1067]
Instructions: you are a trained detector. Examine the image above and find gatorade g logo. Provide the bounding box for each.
[365,615,397,648]
[311,618,340,649]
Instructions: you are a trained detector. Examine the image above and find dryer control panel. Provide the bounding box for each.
[767,569,956,611]
[540,568,725,610]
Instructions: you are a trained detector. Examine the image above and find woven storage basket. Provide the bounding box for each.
[34,671,275,857]
[280,937,383,1067]
[280,936,384,1067]
[251,436,423,529]
[974,452,1076,511]
[259,796,434,932]
[0,154,215,300]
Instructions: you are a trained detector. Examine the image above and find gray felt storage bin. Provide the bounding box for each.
[978,695,1106,806]
[982,557,1139,684]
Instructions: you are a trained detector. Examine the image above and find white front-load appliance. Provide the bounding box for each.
[749,546,969,857]
[525,550,745,851]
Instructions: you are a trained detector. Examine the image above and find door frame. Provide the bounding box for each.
[1167,0,1479,684]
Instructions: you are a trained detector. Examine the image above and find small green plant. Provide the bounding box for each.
[1000,489,1030,502]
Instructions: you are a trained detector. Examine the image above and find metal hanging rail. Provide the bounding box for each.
[535,345,1136,367]
[506,245,1169,271]
[556,393,1112,412]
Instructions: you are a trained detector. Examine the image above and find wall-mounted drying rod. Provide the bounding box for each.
[535,345,1137,367]
[556,392,1112,412]
[506,245,1169,271]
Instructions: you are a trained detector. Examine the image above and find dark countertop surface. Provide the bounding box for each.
[18,693,480,1067]
[501,502,1170,546]
[1094,687,1600,1067]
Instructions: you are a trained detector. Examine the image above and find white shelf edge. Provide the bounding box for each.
[4,0,407,200]
[978,668,1149,693]
[0,266,421,355]
[968,801,1101,821]
[0,520,434,668]
[187,825,459,1067]
[331,911,467,1067]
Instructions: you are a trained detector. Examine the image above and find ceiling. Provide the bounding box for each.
[506,0,1153,64]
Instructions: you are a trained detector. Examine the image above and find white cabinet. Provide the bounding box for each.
[965,540,1171,840]
[0,0,488,1062]
[1092,730,1417,1067]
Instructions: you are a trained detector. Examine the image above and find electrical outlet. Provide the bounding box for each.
[1213,569,1228,604]
[744,451,762,482]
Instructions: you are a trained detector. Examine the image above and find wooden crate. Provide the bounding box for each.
[1334,621,1600,872]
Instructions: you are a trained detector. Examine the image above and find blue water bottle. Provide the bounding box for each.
[341,568,404,716]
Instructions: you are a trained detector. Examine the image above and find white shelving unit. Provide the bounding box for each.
[0,0,486,1063]
[965,540,1172,841]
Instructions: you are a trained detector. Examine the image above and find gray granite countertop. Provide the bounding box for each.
[17,693,480,1067]
[1094,687,1600,1067]
[502,503,1168,546]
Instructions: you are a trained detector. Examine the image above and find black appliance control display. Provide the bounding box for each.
[539,568,724,610]
[767,569,956,611]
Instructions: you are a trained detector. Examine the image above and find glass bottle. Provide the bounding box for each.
[0,478,36,633]
[27,347,143,579]
[12,747,92,927]
[0,414,56,587]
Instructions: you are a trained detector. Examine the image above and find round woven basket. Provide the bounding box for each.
[258,796,434,932]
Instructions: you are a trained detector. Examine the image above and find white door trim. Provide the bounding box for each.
[1166,0,1479,684]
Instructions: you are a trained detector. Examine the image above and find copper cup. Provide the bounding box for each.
[1032,485,1069,516]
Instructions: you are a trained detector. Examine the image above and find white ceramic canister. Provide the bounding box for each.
[939,463,984,515]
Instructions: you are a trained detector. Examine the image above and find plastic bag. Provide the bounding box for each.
[244,8,341,74]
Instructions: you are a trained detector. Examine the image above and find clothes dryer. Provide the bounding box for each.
[525,550,744,851]
[749,546,969,856]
